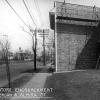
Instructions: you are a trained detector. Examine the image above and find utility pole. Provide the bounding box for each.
[31,29,37,71]
[51,48,52,66]
[43,29,46,66]
[34,29,37,70]
[54,29,56,66]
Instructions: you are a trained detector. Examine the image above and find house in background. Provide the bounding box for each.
[14,48,33,61]
[49,1,100,72]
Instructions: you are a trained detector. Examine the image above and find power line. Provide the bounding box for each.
[23,0,37,27]
[34,0,44,27]
[23,0,37,70]
[25,0,37,26]
[5,0,30,30]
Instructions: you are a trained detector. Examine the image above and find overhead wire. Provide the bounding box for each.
[25,0,37,27]
[5,0,31,30]
[23,0,37,28]
[33,0,44,27]
[5,0,35,45]
[5,0,36,50]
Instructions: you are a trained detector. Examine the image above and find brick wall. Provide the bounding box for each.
[57,23,95,71]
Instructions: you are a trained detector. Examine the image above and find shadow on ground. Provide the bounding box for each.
[0,67,53,100]
[0,73,33,100]
[21,68,43,73]
[21,67,52,73]
[0,67,49,100]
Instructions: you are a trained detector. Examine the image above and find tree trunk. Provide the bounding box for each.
[5,57,11,88]
[34,49,36,71]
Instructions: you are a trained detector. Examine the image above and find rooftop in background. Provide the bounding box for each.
[49,1,100,29]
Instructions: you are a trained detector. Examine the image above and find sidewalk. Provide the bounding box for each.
[10,71,51,100]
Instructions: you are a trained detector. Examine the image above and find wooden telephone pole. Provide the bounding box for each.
[43,29,46,66]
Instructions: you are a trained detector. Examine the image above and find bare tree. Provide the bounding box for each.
[0,39,11,87]
[22,26,37,71]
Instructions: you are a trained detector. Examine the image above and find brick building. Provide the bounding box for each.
[49,2,100,71]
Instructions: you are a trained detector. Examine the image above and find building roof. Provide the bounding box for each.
[49,2,100,29]
[56,2,100,20]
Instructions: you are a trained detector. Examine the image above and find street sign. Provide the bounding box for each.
[42,44,52,46]
[45,44,52,46]
[38,32,49,38]
[45,42,53,46]
[38,33,49,35]
[46,43,52,44]
[39,35,49,37]
[38,29,49,33]
[30,29,49,33]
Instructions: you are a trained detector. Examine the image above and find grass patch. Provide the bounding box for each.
[42,70,100,100]
[0,73,34,100]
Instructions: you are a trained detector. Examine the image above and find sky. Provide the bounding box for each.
[0,0,54,53]
[0,0,100,53]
